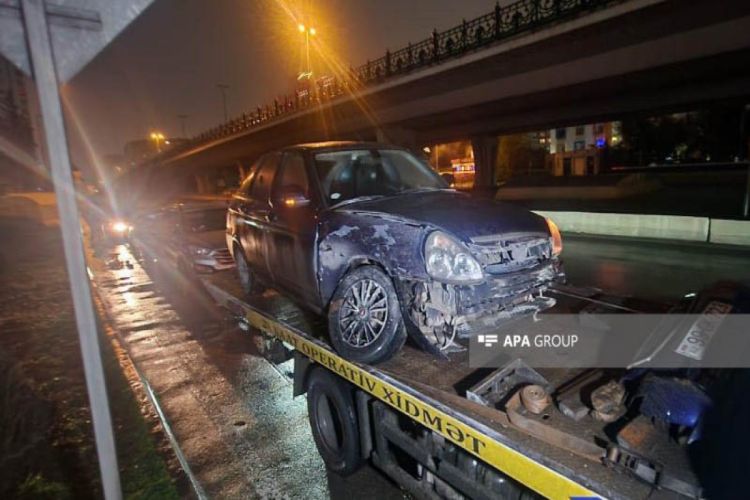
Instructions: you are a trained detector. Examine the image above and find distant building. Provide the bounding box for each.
[0,55,48,190]
[548,122,621,176]
[449,157,475,190]
[0,56,33,151]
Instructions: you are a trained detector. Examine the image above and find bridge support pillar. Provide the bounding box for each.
[376,126,418,152]
[471,135,498,192]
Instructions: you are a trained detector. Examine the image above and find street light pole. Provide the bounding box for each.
[216,84,229,123]
[297,23,316,80]
[177,114,188,138]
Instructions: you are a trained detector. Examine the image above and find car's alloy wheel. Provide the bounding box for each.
[328,266,407,364]
[337,279,388,348]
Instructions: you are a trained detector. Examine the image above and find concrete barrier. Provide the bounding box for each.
[709,219,750,246]
[534,210,710,242]
[535,210,750,247]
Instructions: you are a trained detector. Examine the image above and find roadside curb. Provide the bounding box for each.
[535,210,750,247]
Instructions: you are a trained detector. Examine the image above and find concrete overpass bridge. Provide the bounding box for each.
[154,0,750,188]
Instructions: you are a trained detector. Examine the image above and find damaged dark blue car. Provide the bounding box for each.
[227,142,563,364]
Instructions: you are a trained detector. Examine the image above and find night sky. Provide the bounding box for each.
[63,0,498,168]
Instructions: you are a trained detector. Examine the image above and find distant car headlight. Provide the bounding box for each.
[188,245,211,256]
[546,217,563,256]
[110,220,131,234]
[424,231,483,283]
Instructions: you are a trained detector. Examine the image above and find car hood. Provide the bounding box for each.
[183,229,227,250]
[336,191,549,241]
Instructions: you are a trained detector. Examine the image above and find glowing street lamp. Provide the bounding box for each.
[297,22,317,80]
[150,131,165,152]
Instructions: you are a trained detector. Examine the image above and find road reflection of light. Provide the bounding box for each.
[116,244,131,263]
[593,261,629,292]
[114,244,138,307]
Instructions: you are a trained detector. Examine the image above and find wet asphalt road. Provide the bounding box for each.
[92,235,750,499]
[563,235,750,301]
[93,245,407,499]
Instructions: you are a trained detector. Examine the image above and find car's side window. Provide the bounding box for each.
[249,153,280,203]
[274,152,309,201]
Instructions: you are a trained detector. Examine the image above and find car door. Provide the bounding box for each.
[267,151,320,304]
[227,164,257,259]
[235,152,280,279]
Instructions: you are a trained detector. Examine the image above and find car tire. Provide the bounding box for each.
[328,265,407,364]
[306,367,363,476]
[234,246,257,296]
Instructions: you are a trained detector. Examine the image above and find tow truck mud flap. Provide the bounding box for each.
[202,281,600,499]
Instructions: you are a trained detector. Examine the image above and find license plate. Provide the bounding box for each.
[675,301,733,361]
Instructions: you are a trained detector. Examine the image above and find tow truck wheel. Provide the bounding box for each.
[306,367,363,476]
[234,246,256,296]
[328,266,407,365]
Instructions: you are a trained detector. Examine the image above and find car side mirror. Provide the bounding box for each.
[278,186,311,208]
[441,173,456,187]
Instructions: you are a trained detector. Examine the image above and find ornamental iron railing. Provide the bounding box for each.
[156,0,622,162]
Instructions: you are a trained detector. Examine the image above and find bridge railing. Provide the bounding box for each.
[156,0,620,163]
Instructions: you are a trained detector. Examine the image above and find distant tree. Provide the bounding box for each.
[495,134,545,182]
[618,105,744,165]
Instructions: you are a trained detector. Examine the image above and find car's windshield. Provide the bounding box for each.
[182,208,226,232]
[314,149,447,205]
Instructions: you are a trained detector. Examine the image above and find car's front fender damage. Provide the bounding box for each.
[317,210,562,356]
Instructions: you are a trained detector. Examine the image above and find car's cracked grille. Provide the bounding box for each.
[467,234,552,273]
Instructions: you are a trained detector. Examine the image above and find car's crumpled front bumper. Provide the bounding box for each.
[457,259,562,317]
[405,259,563,346]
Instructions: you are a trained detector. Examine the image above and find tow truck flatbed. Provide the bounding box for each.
[200,270,673,500]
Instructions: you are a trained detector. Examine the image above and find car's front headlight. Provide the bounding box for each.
[188,245,211,256]
[110,220,131,234]
[424,231,484,283]
[545,217,563,256]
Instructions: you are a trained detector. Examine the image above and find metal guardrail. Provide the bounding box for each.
[155,0,621,163]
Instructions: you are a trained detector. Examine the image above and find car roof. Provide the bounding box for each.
[287,141,407,153]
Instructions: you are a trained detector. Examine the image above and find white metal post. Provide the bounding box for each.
[20,0,122,498]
